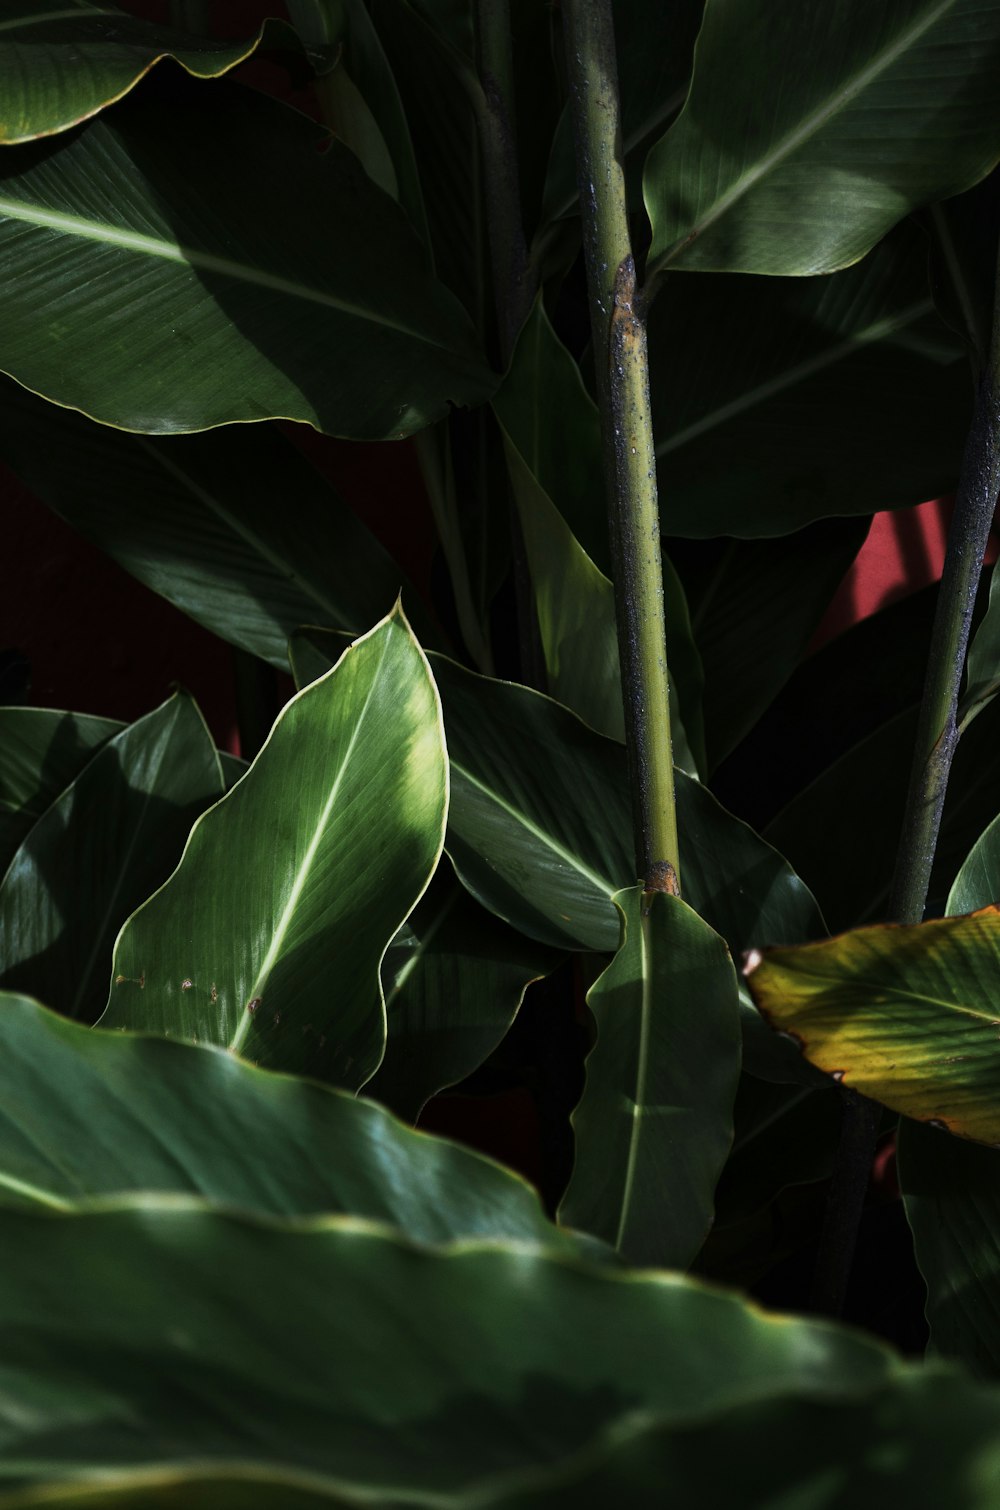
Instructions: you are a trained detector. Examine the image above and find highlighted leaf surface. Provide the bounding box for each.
[100,609,447,1089]
[746,907,1000,1143]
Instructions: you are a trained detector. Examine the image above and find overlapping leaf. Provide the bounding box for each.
[645,0,1000,277]
[0,705,120,869]
[365,866,559,1122]
[0,381,439,666]
[745,907,1000,1143]
[0,3,294,144]
[99,608,447,1089]
[0,77,494,437]
[0,990,594,1255]
[0,694,223,1023]
[560,888,740,1268]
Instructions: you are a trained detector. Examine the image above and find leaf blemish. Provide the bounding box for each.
[181,979,193,992]
[247,998,262,1014]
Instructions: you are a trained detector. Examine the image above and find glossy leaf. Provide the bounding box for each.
[0,694,222,1023]
[745,907,1000,1143]
[0,990,594,1256]
[0,705,120,870]
[645,0,1000,278]
[560,887,740,1268]
[961,561,1000,733]
[99,608,447,1089]
[0,1200,929,1496]
[0,4,293,144]
[365,865,559,1122]
[0,77,494,437]
[651,226,969,538]
[0,382,439,667]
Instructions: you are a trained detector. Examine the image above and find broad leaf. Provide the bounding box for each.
[745,907,1000,1144]
[0,76,494,437]
[560,887,740,1268]
[99,608,447,1089]
[0,693,222,1023]
[645,0,1000,277]
[712,1078,842,1231]
[0,4,292,144]
[652,226,969,538]
[0,1200,939,1497]
[0,705,120,870]
[0,382,439,666]
[961,563,1000,733]
[0,990,594,1255]
[364,865,559,1122]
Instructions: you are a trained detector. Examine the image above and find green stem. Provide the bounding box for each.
[562,0,679,893]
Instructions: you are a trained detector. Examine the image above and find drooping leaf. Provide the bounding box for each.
[651,225,969,538]
[0,693,223,1023]
[645,0,1000,278]
[0,705,121,870]
[0,4,295,144]
[559,887,740,1268]
[0,382,439,666]
[99,608,447,1089]
[744,907,1000,1143]
[0,75,494,437]
[0,1200,940,1498]
[0,990,596,1257]
[364,864,559,1122]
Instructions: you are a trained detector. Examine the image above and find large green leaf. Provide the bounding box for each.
[0,693,222,1023]
[0,705,121,870]
[0,1200,945,1497]
[0,382,439,666]
[652,226,969,537]
[364,865,559,1122]
[960,563,1000,733]
[744,906,1000,1143]
[99,608,447,1089]
[560,887,740,1268]
[0,76,494,437]
[0,990,592,1255]
[644,0,1000,277]
[0,3,293,144]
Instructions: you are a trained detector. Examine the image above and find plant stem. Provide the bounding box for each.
[811,236,1000,1320]
[562,0,679,893]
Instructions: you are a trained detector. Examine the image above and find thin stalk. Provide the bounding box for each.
[562,0,679,892]
[811,238,1000,1320]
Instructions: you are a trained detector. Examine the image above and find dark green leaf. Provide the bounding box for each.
[0,693,222,1023]
[0,77,494,437]
[365,864,560,1122]
[0,383,439,666]
[645,0,1000,277]
[652,226,969,538]
[0,4,293,144]
[0,705,121,871]
[560,887,740,1268]
[99,609,447,1089]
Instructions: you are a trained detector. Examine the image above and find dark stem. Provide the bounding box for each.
[562,0,680,890]
[811,240,1000,1320]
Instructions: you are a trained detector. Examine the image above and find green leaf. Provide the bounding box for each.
[0,383,439,666]
[645,0,1000,277]
[0,76,494,438]
[560,887,740,1268]
[0,694,222,1023]
[744,906,1000,1144]
[364,865,559,1122]
[0,4,293,144]
[961,562,1000,733]
[0,990,594,1257]
[493,298,706,770]
[652,225,969,538]
[99,608,447,1089]
[0,1200,933,1496]
[0,705,121,870]
[673,517,869,769]
[713,1078,842,1231]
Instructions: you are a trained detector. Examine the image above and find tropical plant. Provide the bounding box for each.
[4,0,1000,1502]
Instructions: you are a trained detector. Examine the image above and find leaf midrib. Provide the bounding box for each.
[654,0,954,271]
